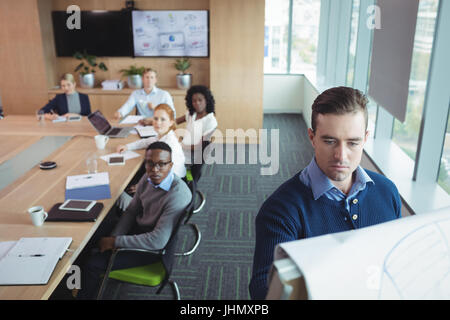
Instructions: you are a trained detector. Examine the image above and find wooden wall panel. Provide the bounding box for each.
[0,0,49,115]
[37,0,58,88]
[209,0,265,132]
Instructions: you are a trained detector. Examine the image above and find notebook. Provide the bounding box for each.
[0,237,72,285]
[87,110,131,138]
[47,202,104,222]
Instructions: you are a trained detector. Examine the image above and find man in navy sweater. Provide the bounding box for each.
[249,86,402,300]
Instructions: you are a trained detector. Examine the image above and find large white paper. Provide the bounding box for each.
[275,207,450,300]
[66,172,109,190]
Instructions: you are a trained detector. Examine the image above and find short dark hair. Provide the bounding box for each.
[146,141,172,154]
[311,86,368,132]
[185,85,215,115]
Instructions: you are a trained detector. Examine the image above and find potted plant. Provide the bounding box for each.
[73,50,108,88]
[120,65,145,89]
[174,58,192,89]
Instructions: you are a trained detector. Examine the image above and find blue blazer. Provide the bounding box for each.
[40,93,91,116]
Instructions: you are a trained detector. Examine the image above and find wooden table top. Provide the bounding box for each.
[0,131,144,299]
[0,115,132,136]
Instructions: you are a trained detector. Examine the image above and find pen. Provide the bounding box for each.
[18,254,45,257]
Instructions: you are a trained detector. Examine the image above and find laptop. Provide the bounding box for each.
[87,110,131,138]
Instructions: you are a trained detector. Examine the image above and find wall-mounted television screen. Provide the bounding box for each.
[52,11,133,57]
[132,10,209,57]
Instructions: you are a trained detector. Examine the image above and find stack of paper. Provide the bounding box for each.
[65,172,111,201]
[101,80,124,90]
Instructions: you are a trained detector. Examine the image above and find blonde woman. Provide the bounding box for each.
[117,103,186,178]
[39,73,91,120]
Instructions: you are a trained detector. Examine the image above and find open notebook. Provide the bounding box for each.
[0,237,72,285]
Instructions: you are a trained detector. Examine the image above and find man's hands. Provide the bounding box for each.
[98,237,116,253]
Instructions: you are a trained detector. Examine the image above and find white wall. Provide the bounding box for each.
[263,75,304,113]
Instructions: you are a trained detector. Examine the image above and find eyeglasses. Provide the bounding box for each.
[145,160,172,170]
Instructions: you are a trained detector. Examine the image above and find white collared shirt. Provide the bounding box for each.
[117,86,175,118]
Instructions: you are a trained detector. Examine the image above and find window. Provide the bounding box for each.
[346,0,360,87]
[438,112,450,194]
[264,0,290,73]
[264,0,320,77]
[366,98,377,139]
[392,0,439,160]
[290,0,321,82]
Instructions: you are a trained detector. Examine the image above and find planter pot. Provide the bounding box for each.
[127,75,143,89]
[79,73,95,88]
[176,73,192,89]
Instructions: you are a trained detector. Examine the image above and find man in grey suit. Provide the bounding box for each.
[78,141,192,299]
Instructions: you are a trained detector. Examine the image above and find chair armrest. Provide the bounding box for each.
[114,247,165,256]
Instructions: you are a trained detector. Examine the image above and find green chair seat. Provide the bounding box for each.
[186,169,193,182]
[108,261,166,287]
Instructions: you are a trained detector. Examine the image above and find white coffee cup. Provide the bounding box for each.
[28,206,48,227]
[95,135,109,150]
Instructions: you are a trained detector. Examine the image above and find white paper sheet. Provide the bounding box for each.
[66,172,109,190]
[275,207,450,300]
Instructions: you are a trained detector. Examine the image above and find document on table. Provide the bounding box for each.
[274,207,450,300]
[65,172,111,200]
[100,151,141,163]
[120,115,144,124]
[66,172,109,190]
[0,237,72,285]
[134,125,157,138]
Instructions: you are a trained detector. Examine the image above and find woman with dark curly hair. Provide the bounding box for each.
[176,85,218,165]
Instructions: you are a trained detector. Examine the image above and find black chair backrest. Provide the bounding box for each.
[160,184,196,274]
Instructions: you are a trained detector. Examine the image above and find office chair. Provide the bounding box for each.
[175,139,212,256]
[96,194,195,300]
[176,173,204,256]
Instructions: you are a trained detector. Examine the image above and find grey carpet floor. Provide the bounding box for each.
[51,113,314,300]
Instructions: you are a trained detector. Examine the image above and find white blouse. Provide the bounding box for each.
[126,130,186,178]
[181,112,218,164]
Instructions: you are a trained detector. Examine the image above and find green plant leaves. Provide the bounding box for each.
[174,58,191,73]
[119,65,144,77]
[72,51,108,75]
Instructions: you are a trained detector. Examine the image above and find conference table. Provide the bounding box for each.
[0,115,145,299]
